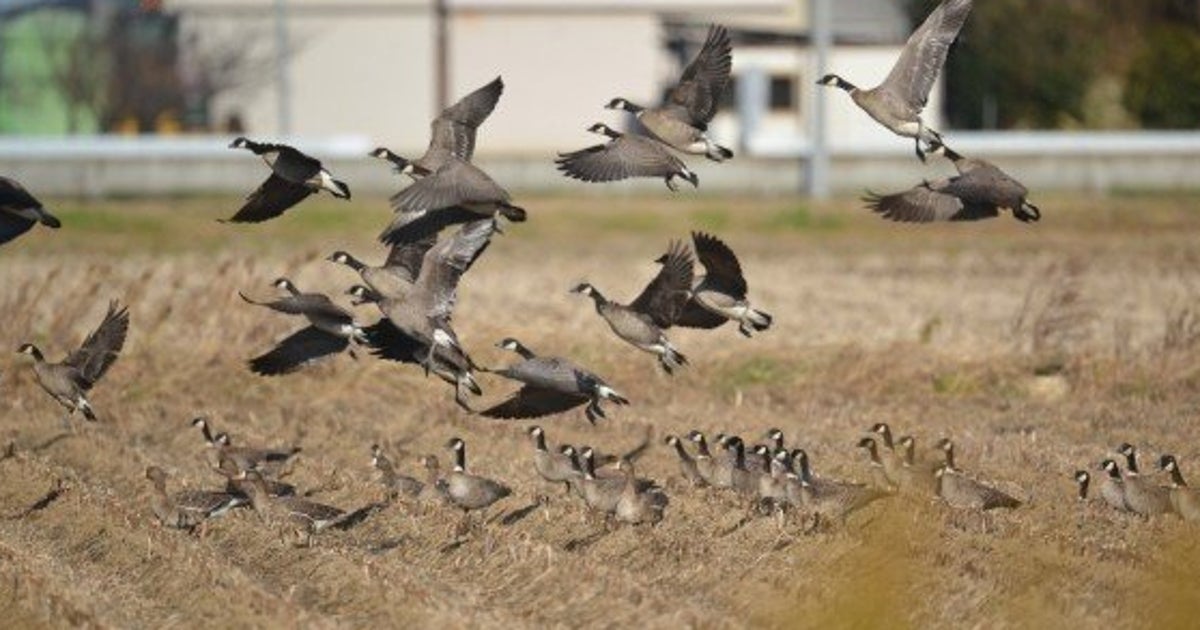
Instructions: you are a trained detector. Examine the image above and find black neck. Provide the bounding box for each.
[453,445,467,472]
[512,342,536,361]
[694,436,710,458]
[944,446,956,471]
[877,427,893,449]
[863,441,881,465]
[27,346,44,362]
[1169,465,1188,487]
[797,452,813,483]
[533,432,547,452]
[583,452,597,479]
[1124,451,1139,475]
[672,439,691,462]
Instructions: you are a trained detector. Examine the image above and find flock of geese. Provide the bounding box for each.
[6,1,1191,547]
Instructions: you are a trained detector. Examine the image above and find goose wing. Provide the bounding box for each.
[224,173,314,223]
[417,218,497,320]
[863,183,997,223]
[248,326,349,376]
[63,301,129,389]
[0,177,47,244]
[673,299,728,329]
[427,76,504,162]
[383,235,437,281]
[0,209,36,246]
[555,134,686,183]
[630,239,694,327]
[361,320,427,364]
[691,231,747,296]
[390,159,509,215]
[878,0,973,114]
[664,24,733,126]
[378,205,485,246]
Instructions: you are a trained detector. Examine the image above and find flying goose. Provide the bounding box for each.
[606,24,734,162]
[223,137,350,223]
[0,176,60,246]
[818,0,973,161]
[555,123,699,191]
[864,142,1041,223]
[354,218,496,408]
[326,236,436,299]
[1115,443,1174,517]
[370,76,503,179]
[145,466,245,534]
[378,158,524,246]
[478,338,629,422]
[18,300,129,426]
[933,438,1021,510]
[1158,455,1200,522]
[668,232,772,337]
[239,278,365,376]
[571,240,693,374]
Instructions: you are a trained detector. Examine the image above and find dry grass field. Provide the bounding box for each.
[1,191,1199,628]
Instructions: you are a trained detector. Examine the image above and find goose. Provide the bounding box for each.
[18,300,129,426]
[192,417,301,478]
[1158,455,1200,522]
[856,437,896,493]
[665,435,707,487]
[791,451,886,522]
[753,445,789,505]
[237,470,346,546]
[606,24,734,162]
[478,338,629,422]
[1098,459,1131,513]
[571,240,693,374]
[378,158,524,246]
[145,466,245,534]
[896,435,938,495]
[864,142,1041,223]
[1116,443,1174,517]
[555,123,698,191]
[686,430,718,484]
[354,218,496,408]
[525,426,581,492]
[818,0,973,161]
[370,76,503,179]
[0,176,60,246]
[441,438,512,527]
[614,459,668,525]
[576,446,658,515]
[326,236,436,299]
[223,137,349,223]
[933,438,1020,510]
[239,278,365,375]
[868,423,905,487]
[719,436,760,497]
[371,444,424,501]
[668,232,772,337]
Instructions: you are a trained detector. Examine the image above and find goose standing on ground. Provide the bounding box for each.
[355,218,497,409]
[863,142,1041,223]
[686,430,718,484]
[17,300,129,427]
[665,435,707,487]
[478,338,629,422]
[818,0,973,161]
[556,123,699,191]
[223,137,350,223]
[571,240,693,374]
[239,278,365,376]
[1116,443,1173,517]
[669,232,772,337]
[441,437,512,532]
[1098,459,1131,513]
[933,438,1021,510]
[614,459,668,525]
[145,466,245,534]
[371,444,425,501]
[525,426,581,493]
[1158,455,1200,522]
[606,24,734,162]
[370,76,503,179]
[0,176,60,246]
[192,418,301,478]
[238,470,346,546]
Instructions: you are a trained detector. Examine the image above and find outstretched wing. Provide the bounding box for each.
[664,24,733,126]
[224,173,314,223]
[630,240,694,328]
[863,182,997,223]
[418,218,497,319]
[389,160,509,215]
[879,0,973,112]
[64,301,130,389]
[248,326,349,376]
[692,231,747,297]
[555,135,686,183]
[427,76,504,162]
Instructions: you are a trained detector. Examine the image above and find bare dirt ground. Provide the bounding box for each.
[1,192,1199,628]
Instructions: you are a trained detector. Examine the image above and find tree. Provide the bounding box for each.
[1124,25,1200,128]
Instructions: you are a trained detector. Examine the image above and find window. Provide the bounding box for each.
[769,76,796,112]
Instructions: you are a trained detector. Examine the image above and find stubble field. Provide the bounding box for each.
[1,191,1199,628]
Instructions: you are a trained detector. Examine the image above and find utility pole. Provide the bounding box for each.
[273,0,293,136]
[807,0,831,199]
[434,0,449,112]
